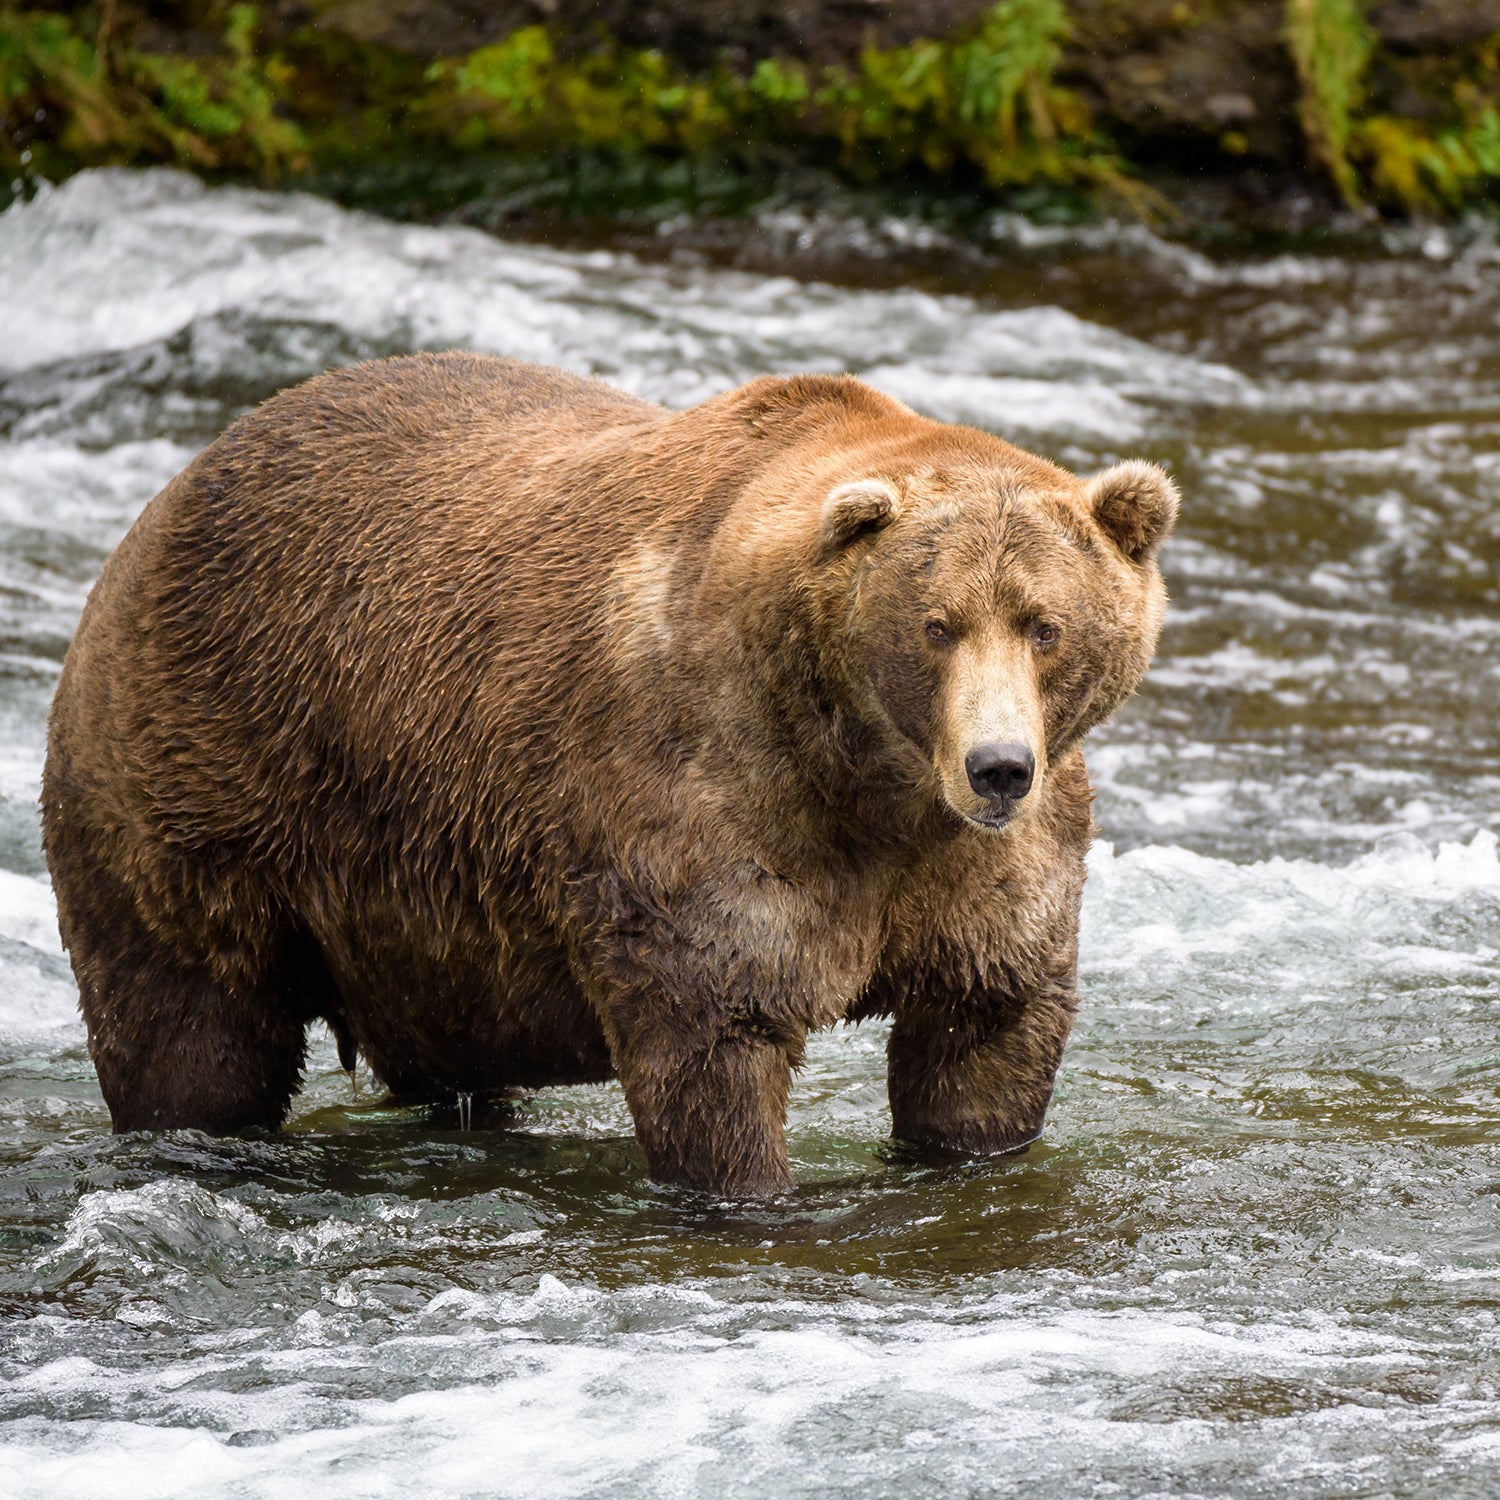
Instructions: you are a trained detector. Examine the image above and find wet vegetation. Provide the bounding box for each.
[1,0,1498,225]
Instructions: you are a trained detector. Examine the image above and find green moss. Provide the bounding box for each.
[2,2,1496,221]
[421,2,1135,206]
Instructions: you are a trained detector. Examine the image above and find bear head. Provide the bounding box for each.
[713,377,1178,837]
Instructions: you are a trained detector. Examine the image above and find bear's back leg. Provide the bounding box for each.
[52,845,313,1135]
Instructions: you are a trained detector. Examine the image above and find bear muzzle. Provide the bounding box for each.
[962,740,1036,830]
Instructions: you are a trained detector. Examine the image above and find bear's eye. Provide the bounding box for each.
[1031,622,1061,649]
[924,620,953,645]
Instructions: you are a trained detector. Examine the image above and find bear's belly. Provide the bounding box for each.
[329,926,614,1097]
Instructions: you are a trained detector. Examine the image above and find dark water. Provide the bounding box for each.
[0,170,1497,1497]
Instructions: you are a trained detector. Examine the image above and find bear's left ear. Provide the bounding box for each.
[822,478,901,549]
[1084,461,1179,565]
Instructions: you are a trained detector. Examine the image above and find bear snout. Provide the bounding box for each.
[963,741,1036,825]
[965,741,1035,804]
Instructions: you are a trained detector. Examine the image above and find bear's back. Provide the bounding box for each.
[46,355,670,876]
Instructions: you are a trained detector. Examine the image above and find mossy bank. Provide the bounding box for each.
[3,1,1499,232]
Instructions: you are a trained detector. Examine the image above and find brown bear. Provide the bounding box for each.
[42,354,1176,1195]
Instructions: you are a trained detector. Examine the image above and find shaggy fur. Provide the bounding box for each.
[42,354,1176,1194]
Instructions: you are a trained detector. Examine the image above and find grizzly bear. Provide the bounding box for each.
[42,354,1176,1195]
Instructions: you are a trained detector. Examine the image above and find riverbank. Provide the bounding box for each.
[2,3,1498,236]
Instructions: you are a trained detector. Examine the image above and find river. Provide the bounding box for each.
[0,169,1497,1497]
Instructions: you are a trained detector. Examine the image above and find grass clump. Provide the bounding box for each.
[5,3,1128,211]
[1282,0,1500,215]
[1351,34,1500,214]
[431,29,735,157]
[1,10,140,176]
[952,0,1067,151]
[131,4,304,177]
[0,4,304,187]
[1284,0,1374,211]
[1355,109,1500,214]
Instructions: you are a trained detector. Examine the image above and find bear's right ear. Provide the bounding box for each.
[822,478,901,550]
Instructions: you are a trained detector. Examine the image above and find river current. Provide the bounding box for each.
[0,170,1497,1497]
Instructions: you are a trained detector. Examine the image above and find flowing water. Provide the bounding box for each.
[0,169,1498,1498]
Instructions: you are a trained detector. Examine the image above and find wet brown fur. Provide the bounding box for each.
[42,354,1176,1194]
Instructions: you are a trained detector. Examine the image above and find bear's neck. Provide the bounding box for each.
[697,615,952,871]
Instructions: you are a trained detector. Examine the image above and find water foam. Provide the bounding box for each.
[0,170,1245,444]
[0,1274,1470,1500]
[1082,829,1500,982]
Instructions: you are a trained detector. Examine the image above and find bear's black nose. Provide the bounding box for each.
[965,742,1035,803]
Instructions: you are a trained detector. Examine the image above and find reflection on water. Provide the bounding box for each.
[0,171,1497,1497]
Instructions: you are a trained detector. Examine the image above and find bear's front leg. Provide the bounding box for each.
[885,956,1079,1156]
[576,860,820,1194]
[607,1007,803,1194]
